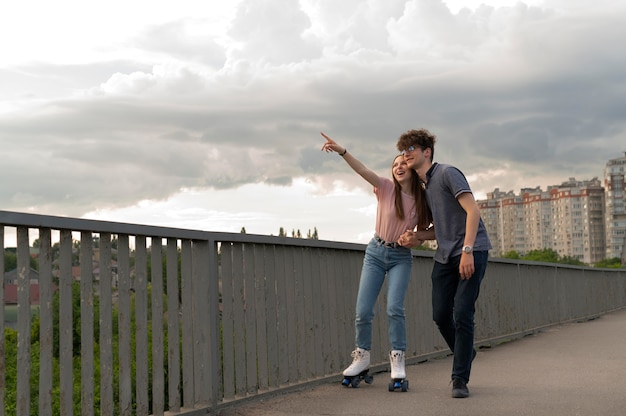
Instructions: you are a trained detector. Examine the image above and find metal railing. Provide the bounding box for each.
[1,210,625,415]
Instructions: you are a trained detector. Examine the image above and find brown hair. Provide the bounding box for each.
[391,155,433,230]
[396,128,436,162]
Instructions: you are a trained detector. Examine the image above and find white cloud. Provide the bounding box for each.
[83,178,378,243]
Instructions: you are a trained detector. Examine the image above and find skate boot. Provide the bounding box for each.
[341,348,373,388]
[388,350,408,392]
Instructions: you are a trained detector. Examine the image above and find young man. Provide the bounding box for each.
[396,129,492,398]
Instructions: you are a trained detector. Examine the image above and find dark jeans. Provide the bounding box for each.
[431,250,488,383]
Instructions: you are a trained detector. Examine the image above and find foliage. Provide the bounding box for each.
[3,250,39,272]
[5,262,174,415]
[3,328,18,414]
[523,248,560,263]
[559,255,586,266]
[276,226,319,239]
[496,249,605,266]
[593,257,624,268]
[500,250,521,259]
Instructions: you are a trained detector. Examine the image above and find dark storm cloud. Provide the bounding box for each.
[1,0,625,218]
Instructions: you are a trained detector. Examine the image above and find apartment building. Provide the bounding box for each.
[478,177,605,264]
[550,178,605,263]
[604,152,626,261]
[478,189,523,255]
[520,187,553,254]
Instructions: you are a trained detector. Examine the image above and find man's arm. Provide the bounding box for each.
[457,192,479,249]
[457,192,480,279]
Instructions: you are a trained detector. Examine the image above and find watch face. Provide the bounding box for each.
[463,246,472,253]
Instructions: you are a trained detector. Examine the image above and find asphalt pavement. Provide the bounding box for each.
[217,307,626,416]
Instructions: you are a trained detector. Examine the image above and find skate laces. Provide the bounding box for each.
[351,348,366,362]
[390,351,404,370]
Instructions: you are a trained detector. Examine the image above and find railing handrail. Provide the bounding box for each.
[0,209,367,250]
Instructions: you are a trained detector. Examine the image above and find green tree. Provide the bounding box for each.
[523,248,560,263]
[559,255,586,266]
[500,250,521,259]
[3,328,18,414]
[4,249,39,272]
[4,250,17,271]
[593,257,623,268]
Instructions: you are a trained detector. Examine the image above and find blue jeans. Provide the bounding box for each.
[431,250,488,383]
[354,238,413,351]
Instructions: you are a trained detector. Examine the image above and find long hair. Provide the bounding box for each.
[392,155,432,230]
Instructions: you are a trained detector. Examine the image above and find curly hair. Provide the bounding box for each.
[396,129,436,161]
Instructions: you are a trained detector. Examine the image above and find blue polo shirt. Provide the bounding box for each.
[425,163,492,264]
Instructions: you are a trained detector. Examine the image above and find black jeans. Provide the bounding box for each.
[431,250,488,383]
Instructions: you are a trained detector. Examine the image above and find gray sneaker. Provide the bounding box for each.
[451,378,469,398]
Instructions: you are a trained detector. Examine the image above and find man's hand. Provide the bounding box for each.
[459,253,475,280]
[398,230,423,248]
[399,228,435,247]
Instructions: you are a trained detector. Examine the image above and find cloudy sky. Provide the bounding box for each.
[1,0,625,244]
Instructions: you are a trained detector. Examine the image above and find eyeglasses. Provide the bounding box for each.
[401,146,416,156]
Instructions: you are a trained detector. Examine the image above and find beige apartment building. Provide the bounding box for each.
[604,152,626,262]
[478,177,605,264]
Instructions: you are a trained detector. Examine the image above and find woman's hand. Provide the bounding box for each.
[321,132,345,154]
[398,230,422,247]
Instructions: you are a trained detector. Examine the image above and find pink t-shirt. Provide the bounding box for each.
[374,177,418,243]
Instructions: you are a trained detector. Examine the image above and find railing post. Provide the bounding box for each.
[16,227,31,416]
[0,226,4,416]
[191,240,210,406]
[151,237,165,415]
[98,233,114,415]
[166,238,181,413]
[208,238,221,410]
[38,228,53,414]
[58,230,73,415]
[80,231,95,415]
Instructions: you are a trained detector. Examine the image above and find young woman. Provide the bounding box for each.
[321,132,432,387]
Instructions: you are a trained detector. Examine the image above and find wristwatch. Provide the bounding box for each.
[462,245,473,254]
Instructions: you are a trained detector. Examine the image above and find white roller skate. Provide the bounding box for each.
[388,350,408,392]
[341,348,373,388]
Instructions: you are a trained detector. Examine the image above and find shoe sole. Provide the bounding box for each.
[452,390,469,398]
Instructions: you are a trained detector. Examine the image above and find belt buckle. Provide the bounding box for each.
[375,234,397,248]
